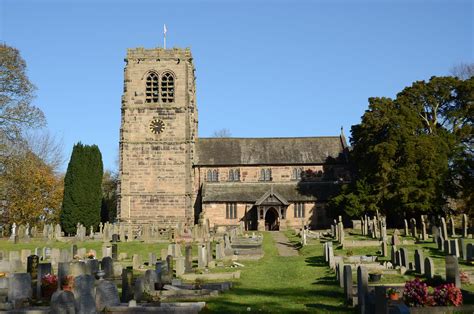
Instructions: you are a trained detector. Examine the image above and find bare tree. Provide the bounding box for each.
[212,128,232,138]
[450,62,474,80]
[24,130,64,173]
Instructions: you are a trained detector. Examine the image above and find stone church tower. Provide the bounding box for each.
[118,47,197,226]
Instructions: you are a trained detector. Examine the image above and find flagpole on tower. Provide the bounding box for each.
[163,24,167,49]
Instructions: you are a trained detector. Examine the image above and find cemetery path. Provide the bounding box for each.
[272,232,299,256]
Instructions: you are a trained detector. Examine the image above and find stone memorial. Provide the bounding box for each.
[96,279,120,311]
[414,249,424,275]
[50,290,75,314]
[101,256,114,279]
[121,268,134,302]
[424,257,434,279]
[72,274,96,313]
[8,273,32,307]
[343,265,353,304]
[445,255,461,288]
[357,266,368,314]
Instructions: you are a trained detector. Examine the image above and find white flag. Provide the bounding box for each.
[164,24,167,37]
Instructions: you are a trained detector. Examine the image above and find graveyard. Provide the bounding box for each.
[0,215,473,313]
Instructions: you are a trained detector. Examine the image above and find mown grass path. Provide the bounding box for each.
[272,231,299,257]
[203,232,352,313]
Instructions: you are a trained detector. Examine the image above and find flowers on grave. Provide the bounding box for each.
[403,278,429,307]
[41,273,58,288]
[86,250,95,259]
[387,288,400,300]
[433,284,463,307]
[460,271,470,284]
[0,272,6,278]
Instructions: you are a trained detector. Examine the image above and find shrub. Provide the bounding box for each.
[433,284,463,307]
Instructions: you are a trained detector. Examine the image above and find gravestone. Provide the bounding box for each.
[410,218,417,238]
[8,273,32,306]
[343,265,353,304]
[381,241,387,257]
[20,249,32,265]
[27,255,39,299]
[96,279,120,311]
[50,290,75,314]
[337,261,344,288]
[404,219,409,236]
[391,230,400,246]
[77,248,86,259]
[72,274,96,313]
[111,244,118,261]
[437,234,444,251]
[70,261,86,277]
[441,217,448,240]
[185,245,193,273]
[414,249,424,275]
[391,245,397,265]
[198,244,207,269]
[450,240,460,257]
[424,257,434,279]
[144,269,158,292]
[462,214,468,238]
[175,256,185,277]
[445,255,461,288]
[57,262,70,289]
[357,266,368,314]
[101,257,114,279]
[421,221,427,241]
[450,217,456,237]
[134,277,145,302]
[149,252,156,266]
[459,238,466,260]
[85,259,99,276]
[155,261,163,284]
[59,249,70,263]
[466,243,473,262]
[444,240,451,255]
[132,254,141,270]
[431,226,440,243]
[374,286,388,314]
[121,268,134,302]
[328,246,335,269]
[71,245,77,258]
[399,248,408,267]
[166,255,174,279]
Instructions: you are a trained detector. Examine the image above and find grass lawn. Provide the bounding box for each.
[202,231,352,313]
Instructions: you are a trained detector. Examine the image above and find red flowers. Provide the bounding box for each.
[403,278,463,307]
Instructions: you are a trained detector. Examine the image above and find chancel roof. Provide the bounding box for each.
[195,136,347,166]
[201,182,342,203]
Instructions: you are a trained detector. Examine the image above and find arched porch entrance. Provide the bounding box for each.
[265,207,279,231]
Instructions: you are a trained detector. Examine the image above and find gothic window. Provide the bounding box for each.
[145,72,159,103]
[212,169,219,182]
[260,168,272,181]
[161,72,175,103]
[294,203,305,218]
[292,167,303,180]
[207,170,213,182]
[228,169,240,182]
[226,203,237,219]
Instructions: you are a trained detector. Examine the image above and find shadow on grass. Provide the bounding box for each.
[202,286,353,313]
[305,255,326,267]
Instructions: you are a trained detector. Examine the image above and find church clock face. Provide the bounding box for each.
[150,119,165,134]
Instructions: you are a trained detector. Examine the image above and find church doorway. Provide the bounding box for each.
[265,207,279,231]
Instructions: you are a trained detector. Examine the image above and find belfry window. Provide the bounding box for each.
[145,72,159,103]
[161,72,175,103]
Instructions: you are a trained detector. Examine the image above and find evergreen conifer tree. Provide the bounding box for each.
[60,143,103,234]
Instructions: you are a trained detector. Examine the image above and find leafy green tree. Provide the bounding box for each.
[330,76,472,223]
[60,143,103,234]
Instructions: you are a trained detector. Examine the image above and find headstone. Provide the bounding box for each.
[111,244,118,261]
[399,248,408,267]
[414,249,424,275]
[444,240,451,255]
[381,241,387,257]
[357,266,368,314]
[57,262,70,289]
[450,239,460,257]
[85,259,99,276]
[391,245,397,265]
[391,229,400,246]
[72,274,96,313]
[37,263,52,299]
[445,255,461,288]
[432,226,440,243]
[121,268,133,302]
[70,261,86,277]
[410,218,417,238]
[466,243,473,262]
[96,278,120,311]
[101,257,113,279]
[149,252,156,266]
[8,273,32,306]
[166,255,174,279]
[328,246,334,269]
[144,269,158,291]
[50,290,75,314]
[459,238,466,260]
[421,221,427,241]
[185,245,193,273]
[438,234,444,251]
[441,217,448,240]
[404,219,409,236]
[206,241,212,264]
[424,257,434,279]
[198,244,207,269]
[132,254,141,270]
[374,286,388,314]
[26,255,39,298]
[175,256,185,277]
[450,217,456,237]
[337,261,344,288]
[462,214,468,238]
[343,265,353,304]
[133,278,145,302]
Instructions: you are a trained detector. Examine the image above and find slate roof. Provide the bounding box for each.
[201,182,342,203]
[195,136,347,166]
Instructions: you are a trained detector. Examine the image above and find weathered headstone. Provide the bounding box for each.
[357,266,368,314]
[444,240,451,255]
[96,278,120,311]
[101,257,114,279]
[450,217,456,237]
[111,244,118,261]
[414,249,424,275]
[72,274,96,313]
[391,245,397,265]
[462,214,468,238]
[441,217,448,240]
[381,241,387,257]
[410,218,417,238]
[198,244,207,269]
[328,246,335,269]
[445,255,461,288]
[144,269,158,291]
[149,252,156,266]
[404,219,409,236]
[155,261,163,284]
[459,238,466,260]
[343,265,353,304]
[8,273,32,306]
[50,290,75,314]
[466,243,473,262]
[26,255,39,298]
[424,257,434,279]
[132,254,142,270]
[399,248,408,267]
[121,267,134,302]
[185,245,193,273]
[431,226,440,243]
[85,259,99,276]
[175,256,185,277]
[450,239,460,257]
[374,286,388,314]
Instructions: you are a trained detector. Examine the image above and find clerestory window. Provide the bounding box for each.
[260,168,272,181]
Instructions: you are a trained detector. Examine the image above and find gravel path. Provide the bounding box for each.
[272,232,299,257]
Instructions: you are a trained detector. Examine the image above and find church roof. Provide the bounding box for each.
[201,182,342,203]
[195,136,347,166]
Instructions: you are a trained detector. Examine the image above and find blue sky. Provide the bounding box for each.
[1,0,472,171]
